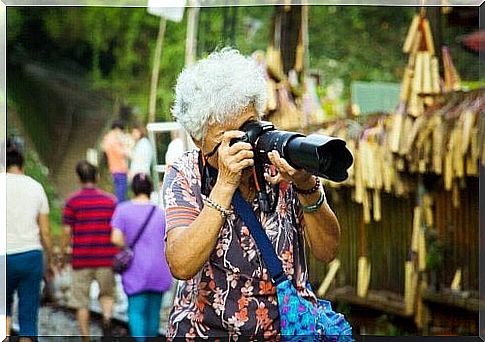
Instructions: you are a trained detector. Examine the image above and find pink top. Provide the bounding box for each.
[102,130,129,173]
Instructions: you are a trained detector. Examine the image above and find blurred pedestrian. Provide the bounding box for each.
[101,120,131,203]
[164,130,185,168]
[129,124,153,180]
[60,160,118,340]
[6,143,54,340]
[110,173,172,341]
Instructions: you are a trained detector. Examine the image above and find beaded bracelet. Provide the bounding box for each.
[299,190,326,213]
[202,196,234,218]
[293,176,321,195]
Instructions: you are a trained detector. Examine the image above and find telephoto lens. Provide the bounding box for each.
[234,121,353,182]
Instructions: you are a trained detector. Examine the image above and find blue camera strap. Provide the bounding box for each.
[232,190,287,285]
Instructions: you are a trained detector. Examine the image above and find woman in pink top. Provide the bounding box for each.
[101,120,131,202]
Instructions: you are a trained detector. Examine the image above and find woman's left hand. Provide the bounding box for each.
[265,150,315,189]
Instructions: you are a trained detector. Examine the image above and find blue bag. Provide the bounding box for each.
[232,191,353,341]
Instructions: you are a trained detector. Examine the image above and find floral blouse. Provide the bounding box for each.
[162,150,318,340]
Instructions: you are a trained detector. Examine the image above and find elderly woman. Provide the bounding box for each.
[162,48,341,339]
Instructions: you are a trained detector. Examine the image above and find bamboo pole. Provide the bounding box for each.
[185,4,200,66]
[148,17,167,123]
[403,14,421,53]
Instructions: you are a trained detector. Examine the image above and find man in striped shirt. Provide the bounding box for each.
[61,160,118,340]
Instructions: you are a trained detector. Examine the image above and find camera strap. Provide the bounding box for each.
[232,190,287,285]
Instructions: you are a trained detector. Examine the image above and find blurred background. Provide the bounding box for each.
[5,4,483,337]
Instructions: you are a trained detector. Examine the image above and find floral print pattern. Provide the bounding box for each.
[162,150,318,340]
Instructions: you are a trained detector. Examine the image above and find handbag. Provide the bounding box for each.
[232,191,353,340]
[113,205,157,273]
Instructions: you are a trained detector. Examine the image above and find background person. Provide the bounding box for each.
[161,48,341,339]
[129,124,153,180]
[5,143,54,340]
[60,160,118,340]
[101,120,131,203]
[111,173,172,341]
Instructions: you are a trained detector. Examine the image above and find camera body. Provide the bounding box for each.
[231,120,353,182]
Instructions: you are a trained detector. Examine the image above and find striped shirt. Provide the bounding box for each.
[63,187,118,269]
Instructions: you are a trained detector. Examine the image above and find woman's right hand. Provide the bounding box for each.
[215,130,254,191]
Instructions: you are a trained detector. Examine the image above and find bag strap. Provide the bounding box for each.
[232,191,287,285]
[129,205,157,249]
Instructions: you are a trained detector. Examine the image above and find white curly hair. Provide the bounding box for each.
[171,48,267,142]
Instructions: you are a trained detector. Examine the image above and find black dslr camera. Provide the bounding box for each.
[231,120,353,212]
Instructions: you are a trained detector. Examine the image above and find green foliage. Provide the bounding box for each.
[308,7,415,95]
[7,6,479,122]
[426,229,445,271]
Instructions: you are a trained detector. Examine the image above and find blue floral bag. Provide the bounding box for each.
[277,279,353,340]
[232,191,353,341]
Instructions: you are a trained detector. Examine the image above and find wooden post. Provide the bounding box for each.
[185,2,200,66]
[148,17,167,123]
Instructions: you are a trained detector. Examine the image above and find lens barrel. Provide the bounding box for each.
[239,121,353,182]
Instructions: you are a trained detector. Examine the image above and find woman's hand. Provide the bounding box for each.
[215,131,254,190]
[265,150,315,189]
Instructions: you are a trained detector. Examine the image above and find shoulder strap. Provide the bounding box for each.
[232,191,287,285]
[130,205,157,249]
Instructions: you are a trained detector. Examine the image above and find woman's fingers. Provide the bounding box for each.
[268,151,295,176]
[264,172,283,185]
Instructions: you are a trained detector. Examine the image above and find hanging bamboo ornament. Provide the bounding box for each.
[410,31,423,62]
[442,47,462,92]
[266,45,283,80]
[467,127,479,175]
[294,41,304,72]
[357,256,371,298]
[422,18,435,56]
[408,90,424,117]
[390,114,404,153]
[467,127,480,175]
[355,149,364,204]
[413,52,424,95]
[400,116,415,154]
[266,79,277,111]
[453,127,465,179]
[461,110,476,155]
[432,117,444,174]
[363,189,371,224]
[412,206,421,253]
[317,259,341,297]
[444,148,453,191]
[431,56,441,94]
[400,67,413,102]
[421,51,432,94]
[450,268,462,291]
[404,260,417,315]
[373,189,381,222]
[403,15,421,53]
[418,228,427,271]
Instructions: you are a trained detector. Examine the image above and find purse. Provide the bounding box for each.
[113,205,157,274]
[232,191,353,340]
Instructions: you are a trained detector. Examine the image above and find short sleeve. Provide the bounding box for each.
[62,200,75,226]
[38,185,49,215]
[162,164,200,232]
[111,206,126,233]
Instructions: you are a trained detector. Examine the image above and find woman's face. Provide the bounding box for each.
[131,128,142,141]
[199,106,258,164]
